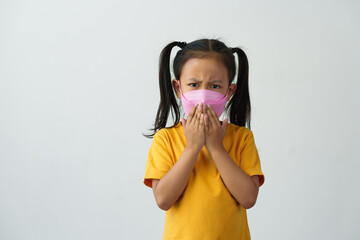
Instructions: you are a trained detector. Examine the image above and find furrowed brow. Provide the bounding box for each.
[208,80,223,84]
[188,78,201,82]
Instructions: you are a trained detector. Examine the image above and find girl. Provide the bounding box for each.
[143,39,265,240]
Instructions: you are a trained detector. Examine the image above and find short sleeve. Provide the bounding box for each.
[143,130,174,188]
[240,130,265,187]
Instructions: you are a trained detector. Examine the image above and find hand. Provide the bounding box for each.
[181,103,206,152]
[203,104,228,153]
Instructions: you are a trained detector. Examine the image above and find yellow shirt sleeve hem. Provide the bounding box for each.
[243,168,265,187]
[144,170,167,188]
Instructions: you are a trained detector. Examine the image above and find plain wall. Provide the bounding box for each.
[1,0,359,239]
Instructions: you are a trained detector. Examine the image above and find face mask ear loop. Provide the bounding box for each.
[178,80,184,96]
[224,86,231,101]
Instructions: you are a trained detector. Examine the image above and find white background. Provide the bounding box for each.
[1,0,359,239]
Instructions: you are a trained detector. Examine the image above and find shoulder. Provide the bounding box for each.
[226,123,254,139]
[153,122,183,142]
[224,123,256,151]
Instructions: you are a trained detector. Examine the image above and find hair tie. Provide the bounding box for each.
[229,47,235,53]
[178,41,187,49]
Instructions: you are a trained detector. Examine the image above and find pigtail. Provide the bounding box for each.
[143,42,182,138]
[226,47,251,129]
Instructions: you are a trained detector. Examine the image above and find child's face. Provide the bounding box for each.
[173,57,236,100]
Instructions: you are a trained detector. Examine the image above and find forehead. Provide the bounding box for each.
[181,57,228,82]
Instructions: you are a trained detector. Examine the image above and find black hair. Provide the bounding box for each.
[143,39,251,138]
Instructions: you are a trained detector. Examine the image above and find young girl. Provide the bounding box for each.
[143,39,265,240]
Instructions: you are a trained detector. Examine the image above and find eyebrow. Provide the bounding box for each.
[188,78,224,84]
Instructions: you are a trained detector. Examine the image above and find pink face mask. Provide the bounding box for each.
[179,83,229,118]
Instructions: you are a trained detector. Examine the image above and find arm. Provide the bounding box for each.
[208,147,260,209]
[152,104,205,211]
[203,104,260,209]
[152,146,200,211]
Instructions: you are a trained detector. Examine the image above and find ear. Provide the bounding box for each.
[227,83,237,101]
[172,79,181,99]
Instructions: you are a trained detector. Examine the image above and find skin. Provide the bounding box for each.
[151,57,261,211]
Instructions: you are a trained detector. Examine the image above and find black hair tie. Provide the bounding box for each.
[178,41,187,49]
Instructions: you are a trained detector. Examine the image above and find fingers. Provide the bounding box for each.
[199,113,204,130]
[205,105,220,127]
[182,103,206,151]
[181,117,186,127]
[193,103,203,127]
[202,104,210,131]
[185,103,207,132]
[187,104,198,124]
[204,113,210,132]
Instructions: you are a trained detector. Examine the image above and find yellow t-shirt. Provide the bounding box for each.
[144,122,265,240]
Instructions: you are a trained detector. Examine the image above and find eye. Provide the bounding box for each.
[211,84,220,89]
[189,83,199,87]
